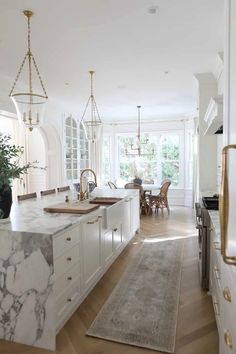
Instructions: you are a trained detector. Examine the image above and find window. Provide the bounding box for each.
[160,135,180,186]
[117,132,182,187]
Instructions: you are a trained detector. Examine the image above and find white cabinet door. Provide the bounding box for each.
[130,195,140,236]
[113,223,122,252]
[122,198,131,243]
[103,229,113,265]
[82,215,102,290]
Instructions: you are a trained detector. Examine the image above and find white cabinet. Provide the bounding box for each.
[130,195,140,236]
[209,220,236,354]
[123,198,131,243]
[53,223,81,331]
[103,229,113,265]
[81,212,103,291]
[112,223,123,252]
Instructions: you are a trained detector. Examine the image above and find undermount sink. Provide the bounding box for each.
[89,197,122,205]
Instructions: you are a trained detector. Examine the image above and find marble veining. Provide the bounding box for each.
[0,230,55,349]
[0,188,138,350]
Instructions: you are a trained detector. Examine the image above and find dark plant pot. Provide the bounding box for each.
[133,178,142,185]
[0,187,12,219]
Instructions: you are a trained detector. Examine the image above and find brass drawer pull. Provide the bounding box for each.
[67,276,72,281]
[223,287,232,302]
[67,257,72,261]
[87,218,99,224]
[66,237,71,241]
[67,298,72,302]
[224,330,233,349]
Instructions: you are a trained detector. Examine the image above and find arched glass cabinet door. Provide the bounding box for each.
[79,123,89,170]
[65,116,78,181]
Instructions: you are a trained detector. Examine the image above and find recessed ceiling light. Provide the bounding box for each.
[65,82,69,85]
[147,6,159,15]
[164,71,169,74]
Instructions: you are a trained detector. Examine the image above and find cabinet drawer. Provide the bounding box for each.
[53,225,80,258]
[55,278,81,327]
[106,201,123,229]
[54,262,80,297]
[54,244,80,279]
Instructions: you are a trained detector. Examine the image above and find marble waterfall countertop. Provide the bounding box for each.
[0,187,139,350]
[0,187,138,235]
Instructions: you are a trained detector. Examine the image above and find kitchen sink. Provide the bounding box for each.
[89,197,122,205]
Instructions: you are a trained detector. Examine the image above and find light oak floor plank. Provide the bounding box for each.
[0,206,218,354]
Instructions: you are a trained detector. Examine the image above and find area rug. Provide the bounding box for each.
[86,239,184,353]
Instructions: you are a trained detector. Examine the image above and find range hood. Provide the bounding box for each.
[204,95,223,135]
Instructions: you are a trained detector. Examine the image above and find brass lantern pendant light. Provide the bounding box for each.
[125,105,153,157]
[81,71,102,143]
[9,10,48,131]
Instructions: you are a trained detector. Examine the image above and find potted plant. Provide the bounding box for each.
[0,134,36,219]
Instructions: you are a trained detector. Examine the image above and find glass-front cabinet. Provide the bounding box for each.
[64,116,89,183]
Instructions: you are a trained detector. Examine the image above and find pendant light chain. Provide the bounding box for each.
[9,10,48,98]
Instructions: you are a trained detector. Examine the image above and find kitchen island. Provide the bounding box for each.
[0,188,140,350]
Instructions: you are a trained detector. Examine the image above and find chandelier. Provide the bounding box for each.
[81,70,102,143]
[125,106,154,157]
[9,10,48,131]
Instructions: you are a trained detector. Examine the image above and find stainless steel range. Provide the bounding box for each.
[195,195,219,291]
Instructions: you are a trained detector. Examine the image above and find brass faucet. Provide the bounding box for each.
[79,168,97,201]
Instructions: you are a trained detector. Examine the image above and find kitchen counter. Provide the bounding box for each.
[0,187,139,350]
[0,188,138,235]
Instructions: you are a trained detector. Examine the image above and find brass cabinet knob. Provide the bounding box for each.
[67,298,72,302]
[67,276,72,281]
[66,237,71,241]
[113,228,118,232]
[223,287,232,302]
[67,257,72,261]
[224,330,233,349]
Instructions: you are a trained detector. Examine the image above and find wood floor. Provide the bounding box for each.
[0,206,218,354]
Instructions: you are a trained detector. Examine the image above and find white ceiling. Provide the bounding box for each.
[0,0,224,122]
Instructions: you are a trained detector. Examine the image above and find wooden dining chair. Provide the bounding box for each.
[40,188,56,196]
[124,183,150,215]
[17,192,37,201]
[57,186,70,192]
[108,181,117,189]
[149,181,171,214]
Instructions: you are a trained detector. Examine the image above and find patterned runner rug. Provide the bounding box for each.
[86,239,184,353]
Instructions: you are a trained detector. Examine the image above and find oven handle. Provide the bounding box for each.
[220,144,236,265]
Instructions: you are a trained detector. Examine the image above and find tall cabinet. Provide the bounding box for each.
[218,1,236,353]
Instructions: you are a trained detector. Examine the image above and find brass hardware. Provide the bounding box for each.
[66,237,71,241]
[113,228,118,232]
[223,287,232,302]
[67,298,72,302]
[87,218,99,225]
[67,257,72,261]
[67,276,72,281]
[79,168,97,201]
[224,330,233,349]
[65,195,69,203]
[220,145,236,265]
